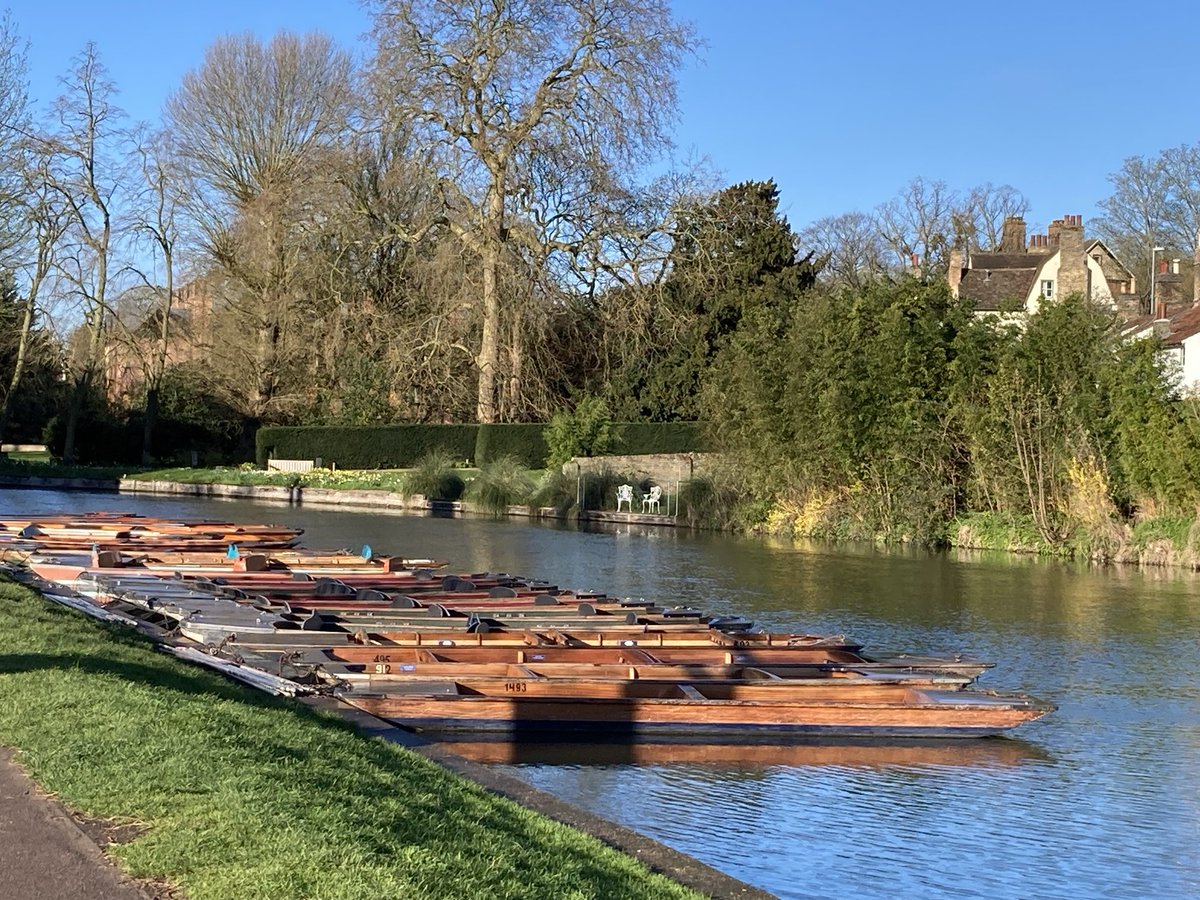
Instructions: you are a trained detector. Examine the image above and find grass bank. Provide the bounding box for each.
[0,581,698,900]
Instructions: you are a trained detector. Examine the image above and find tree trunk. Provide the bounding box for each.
[62,369,91,465]
[143,252,174,466]
[0,288,38,447]
[475,234,501,424]
[140,386,159,467]
[505,313,523,419]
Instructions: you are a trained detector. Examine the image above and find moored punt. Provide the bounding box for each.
[337,681,1055,739]
[212,628,866,651]
[301,644,991,681]
[24,550,448,584]
[309,659,974,690]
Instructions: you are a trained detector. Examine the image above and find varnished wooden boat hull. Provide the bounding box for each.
[339,686,1053,739]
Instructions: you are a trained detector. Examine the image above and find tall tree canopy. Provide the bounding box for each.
[610,179,819,420]
[367,0,698,422]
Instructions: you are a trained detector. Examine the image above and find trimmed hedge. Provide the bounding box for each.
[475,423,549,468]
[255,421,705,469]
[616,422,705,455]
[255,425,477,469]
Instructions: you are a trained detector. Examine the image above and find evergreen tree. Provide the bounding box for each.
[612,180,819,420]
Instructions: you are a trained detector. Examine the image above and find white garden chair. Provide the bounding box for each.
[616,483,634,511]
[642,485,662,513]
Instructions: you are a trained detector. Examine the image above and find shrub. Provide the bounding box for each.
[465,456,535,515]
[405,449,465,501]
[545,397,617,467]
[677,475,742,529]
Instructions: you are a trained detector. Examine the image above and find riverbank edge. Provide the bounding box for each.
[5,473,1196,569]
[114,478,680,527]
[2,579,772,900]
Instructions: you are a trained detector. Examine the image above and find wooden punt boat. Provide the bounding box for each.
[279,606,738,632]
[301,644,992,681]
[213,628,864,651]
[254,594,645,616]
[25,550,447,584]
[311,659,974,690]
[337,681,1054,739]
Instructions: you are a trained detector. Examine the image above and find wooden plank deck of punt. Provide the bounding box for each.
[277,608,738,633]
[91,551,448,572]
[316,661,972,690]
[337,685,1055,739]
[305,645,992,681]
[258,596,646,616]
[277,611,725,632]
[178,572,529,590]
[216,628,863,650]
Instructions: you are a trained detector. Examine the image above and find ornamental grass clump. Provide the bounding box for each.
[465,456,535,515]
[404,449,465,501]
[528,469,578,514]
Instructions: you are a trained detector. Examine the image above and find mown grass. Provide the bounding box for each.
[0,581,699,900]
[129,467,424,492]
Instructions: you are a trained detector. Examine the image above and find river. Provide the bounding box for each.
[3,489,1198,899]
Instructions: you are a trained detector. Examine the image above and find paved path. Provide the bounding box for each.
[0,748,149,900]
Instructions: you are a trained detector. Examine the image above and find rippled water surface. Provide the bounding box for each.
[5,490,1199,898]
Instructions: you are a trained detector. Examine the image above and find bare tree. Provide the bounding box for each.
[798,211,887,288]
[875,177,957,280]
[367,0,699,422]
[0,149,67,446]
[44,44,126,463]
[958,183,1030,252]
[1096,153,1172,299]
[165,32,353,421]
[124,127,182,463]
[0,11,31,264]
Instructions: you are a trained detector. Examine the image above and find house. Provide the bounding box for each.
[104,279,215,402]
[1123,259,1200,393]
[947,215,1140,319]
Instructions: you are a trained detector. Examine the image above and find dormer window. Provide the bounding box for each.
[1041,279,1054,298]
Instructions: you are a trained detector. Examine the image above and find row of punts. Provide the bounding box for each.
[10,513,1056,743]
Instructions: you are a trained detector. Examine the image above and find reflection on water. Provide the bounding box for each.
[434,736,1052,770]
[3,490,1200,898]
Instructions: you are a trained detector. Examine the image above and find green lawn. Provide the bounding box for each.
[0,581,699,900]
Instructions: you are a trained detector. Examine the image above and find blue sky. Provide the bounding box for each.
[6,0,1199,241]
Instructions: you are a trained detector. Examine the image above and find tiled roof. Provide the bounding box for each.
[969,253,1042,269]
[959,267,1039,311]
[1164,305,1200,345]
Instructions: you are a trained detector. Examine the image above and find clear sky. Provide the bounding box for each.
[6,0,1199,241]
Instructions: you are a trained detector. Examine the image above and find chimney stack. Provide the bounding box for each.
[1000,216,1026,253]
[1194,227,1200,306]
[1056,214,1087,298]
[1048,218,1064,247]
[948,248,964,298]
